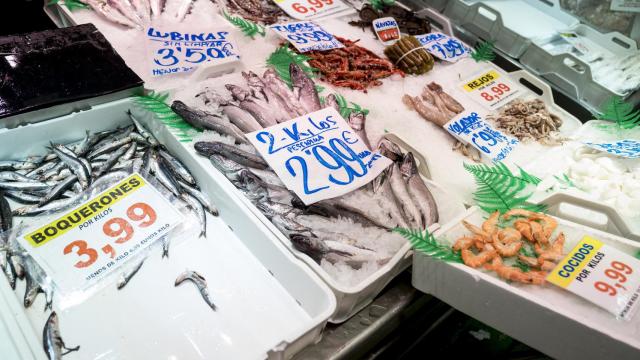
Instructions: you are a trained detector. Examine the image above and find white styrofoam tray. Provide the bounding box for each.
[526,120,640,242]
[413,206,640,360]
[0,98,335,360]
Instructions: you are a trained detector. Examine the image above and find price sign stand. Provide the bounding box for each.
[270,21,343,53]
[458,66,524,111]
[272,0,350,20]
[415,32,469,62]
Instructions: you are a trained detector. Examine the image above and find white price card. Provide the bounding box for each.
[248,107,392,205]
[415,32,469,62]
[611,0,640,12]
[445,111,519,162]
[270,21,343,53]
[372,17,400,45]
[145,27,240,77]
[19,173,183,295]
[547,236,640,320]
[272,0,350,20]
[459,67,523,111]
[583,139,640,159]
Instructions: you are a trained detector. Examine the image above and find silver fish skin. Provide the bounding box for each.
[178,181,218,216]
[2,252,16,289]
[290,63,321,113]
[222,105,263,133]
[13,194,83,217]
[400,153,439,227]
[262,69,306,117]
[52,145,90,189]
[289,234,351,264]
[150,155,181,197]
[323,94,340,112]
[171,101,248,144]
[39,176,78,206]
[347,112,372,150]
[272,215,316,239]
[87,136,134,159]
[120,142,138,162]
[0,181,55,192]
[0,160,37,171]
[180,193,206,238]
[174,0,195,21]
[249,168,284,188]
[242,71,268,102]
[158,150,196,185]
[127,110,159,146]
[194,142,268,170]
[239,98,280,128]
[95,145,129,177]
[108,0,143,25]
[24,273,44,308]
[26,161,58,178]
[388,163,424,229]
[161,237,170,259]
[44,287,54,311]
[242,71,292,122]
[0,171,39,182]
[207,154,244,182]
[4,190,42,204]
[256,200,301,219]
[376,172,410,228]
[10,254,25,280]
[43,312,80,360]
[175,270,216,310]
[116,260,144,290]
[0,191,12,231]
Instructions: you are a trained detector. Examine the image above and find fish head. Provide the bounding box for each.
[377,139,402,162]
[347,112,366,131]
[399,152,418,178]
[193,141,223,157]
[289,234,325,263]
[289,63,313,87]
[225,84,250,101]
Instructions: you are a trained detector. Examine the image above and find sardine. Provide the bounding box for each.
[180,193,206,238]
[116,260,144,290]
[194,142,268,170]
[0,191,12,232]
[290,63,321,113]
[174,270,216,310]
[24,273,44,308]
[389,163,424,229]
[171,101,248,144]
[347,112,372,150]
[400,153,439,227]
[42,312,80,360]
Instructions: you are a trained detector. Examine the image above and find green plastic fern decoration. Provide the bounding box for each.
[370,0,395,11]
[48,0,89,11]
[553,173,575,188]
[221,10,265,39]
[597,96,640,129]
[393,228,462,263]
[464,162,545,214]
[333,93,370,119]
[266,45,317,88]
[471,41,496,62]
[133,91,196,142]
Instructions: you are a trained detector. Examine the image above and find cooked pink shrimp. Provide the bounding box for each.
[517,254,539,267]
[492,230,522,257]
[461,246,497,268]
[461,220,491,242]
[486,257,547,284]
[529,221,547,244]
[535,232,565,261]
[514,220,534,242]
[453,236,475,251]
[502,209,536,220]
[482,211,501,235]
[529,213,558,239]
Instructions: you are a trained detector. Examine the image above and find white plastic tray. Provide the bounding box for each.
[526,120,640,242]
[0,98,335,360]
[413,206,640,360]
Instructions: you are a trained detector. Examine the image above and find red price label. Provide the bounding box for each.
[594,261,634,296]
[273,0,347,20]
[292,0,333,14]
[479,83,511,102]
[63,203,157,269]
[460,68,523,111]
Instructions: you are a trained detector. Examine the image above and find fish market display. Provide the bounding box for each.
[384,35,434,75]
[215,0,286,24]
[454,210,565,284]
[175,269,217,310]
[349,3,431,35]
[298,37,404,91]
[177,63,439,285]
[81,0,200,27]
[559,0,635,36]
[403,81,480,161]
[42,312,80,360]
[487,99,564,145]
[0,24,142,120]
[562,146,640,219]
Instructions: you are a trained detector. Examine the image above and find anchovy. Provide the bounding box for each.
[39,176,78,206]
[4,190,42,204]
[1,252,16,289]
[0,160,37,171]
[42,312,80,360]
[13,194,84,217]
[44,287,54,311]
[24,273,44,308]
[400,152,439,227]
[290,63,322,113]
[171,101,248,144]
[0,171,38,182]
[178,181,218,216]
[52,145,91,189]
[180,193,206,238]
[194,142,268,169]
[127,110,158,146]
[10,254,25,280]
[158,150,196,185]
[0,191,12,231]
[116,260,144,290]
[174,270,216,310]
[120,142,138,162]
[95,145,129,177]
[154,155,183,196]
[161,237,170,259]
[0,181,55,192]
[87,136,133,159]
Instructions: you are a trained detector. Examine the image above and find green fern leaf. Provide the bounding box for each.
[266,45,317,88]
[48,0,89,11]
[553,173,575,188]
[597,96,640,129]
[333,93,370,119]
[222,10,265,39]
[464,162,544,213]
[370,0,395,11]
[393,228,462,263]
[133,91,196,142]
[471,41,496,62]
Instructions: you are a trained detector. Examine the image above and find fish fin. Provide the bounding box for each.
[61,345,80,355]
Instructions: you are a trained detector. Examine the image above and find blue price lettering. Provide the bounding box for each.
[154,46,231,67]
[154,48,179,66]
[471,131,498,154]
[286,156,329,195]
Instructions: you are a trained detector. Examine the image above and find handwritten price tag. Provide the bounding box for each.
[270,21,343,53]
[372,17,400,45]
[248,107,392,205]
[145,27,240,77]
[19,174,183,295]
[583,139,640,159]
[272,0,349,20]
[547,236,640,320]
[445,111,519,162]
[415,32,469,62]
[459,67,523,111]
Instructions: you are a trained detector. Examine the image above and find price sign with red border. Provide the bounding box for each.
[19,173,183,295]
[459,67,523,111]
[272,0,349,20]
[547,236,640,320]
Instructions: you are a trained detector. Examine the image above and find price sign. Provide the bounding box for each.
[248,107,392,205]
[272,0,349,20]
[445,111,519,162]
[372,17,400,45]
[459,67,523,111]
[547,236,640,320]
[583,140,640,159]
[145,27,240,77]
[19,174,183,294]
[270,21,344,53]
[415,32,469,62]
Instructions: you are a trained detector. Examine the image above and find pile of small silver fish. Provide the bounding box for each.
[0,110,217,307]
[80,0,195,28]
[174,63,440,269]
